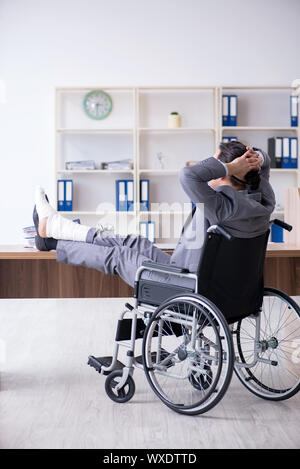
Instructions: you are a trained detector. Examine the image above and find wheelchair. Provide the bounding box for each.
[88,219,300,415]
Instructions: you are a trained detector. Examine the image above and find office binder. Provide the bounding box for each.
[229,95,237,126]
[282,137,290,168]
[222,136,237,143]
[126,180,134,211]
[147,221,156,243]
[139,221,156,243]
[57,180,65,211]
[222,95,229,126]
[64,180,73,211]
[268,137,282,168]
[116,180,127,211]
[271,223,283,243]
[140,179,149,211]
[140,221,148,239]
[290,95,298,127]
[290,137,298,169]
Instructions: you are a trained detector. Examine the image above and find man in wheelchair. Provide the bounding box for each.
[33,141,300,415]
[34,141,271,288]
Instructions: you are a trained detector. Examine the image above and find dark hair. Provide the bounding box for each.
[218,140,261,191]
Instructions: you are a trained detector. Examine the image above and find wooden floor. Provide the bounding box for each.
[0,297,300,449]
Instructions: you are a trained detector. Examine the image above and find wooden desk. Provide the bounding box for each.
[0,244,299,298]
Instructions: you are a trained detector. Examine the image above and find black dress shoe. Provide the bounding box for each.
[32,198,56,251]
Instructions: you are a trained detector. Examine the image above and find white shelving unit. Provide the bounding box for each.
[220,86,300,217]
[55,86,299,245]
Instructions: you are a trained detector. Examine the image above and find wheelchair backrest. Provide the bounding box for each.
[197,230,269,323]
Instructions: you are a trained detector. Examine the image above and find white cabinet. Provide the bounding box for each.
[55,86,299,246]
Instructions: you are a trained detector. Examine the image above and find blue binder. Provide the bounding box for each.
[222,136,237,142]
[282,137,290,168]
[57,180,65,211]
[116,180,127,211]
[139,221,156,243]
[126,180,134,211]
[290,95,298,127]
[147,221,156,243]
[229,95,238,126]
[57,179,73,211]
[64,180,73,211]
[222,95,230,126]
[140,179,149,211]
[271,224,283,243]
[290,137,298,169]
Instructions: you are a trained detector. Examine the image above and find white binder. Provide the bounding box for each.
[127,180,134,211]
[57,180,65,211]
[65,180,73,211]
[147,222,155,243]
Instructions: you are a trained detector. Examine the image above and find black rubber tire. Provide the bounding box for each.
[105,370,135,403]
[234,286,300,401]
[142,293,234,415]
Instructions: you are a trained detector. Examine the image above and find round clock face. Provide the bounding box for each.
[83,90,112,120]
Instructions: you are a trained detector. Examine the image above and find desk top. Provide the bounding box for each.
[0,243,300,260]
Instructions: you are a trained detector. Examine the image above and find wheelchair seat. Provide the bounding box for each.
[135,229,269,324]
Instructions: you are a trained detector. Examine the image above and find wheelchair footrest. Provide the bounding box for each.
[135,349,173,368]
[87,355,125,376]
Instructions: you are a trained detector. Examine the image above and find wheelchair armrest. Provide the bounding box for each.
[141,260,190,274]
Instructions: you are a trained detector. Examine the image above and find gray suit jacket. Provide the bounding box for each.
[170,151,276,273]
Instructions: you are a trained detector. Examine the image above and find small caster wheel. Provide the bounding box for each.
[189,365,213,391]
[105,370,135,403]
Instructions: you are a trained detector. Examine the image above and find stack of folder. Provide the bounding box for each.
[65,160,95,170]
[57,179,73,211]
[222,95,238,126]
[268,137,298,169]
[101,159,133,170]
[22,226,36,247]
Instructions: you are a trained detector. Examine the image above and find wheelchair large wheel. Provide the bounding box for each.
[234,287,300,401]
[142,293,234,415]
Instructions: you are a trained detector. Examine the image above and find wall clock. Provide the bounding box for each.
[83,90,112,120]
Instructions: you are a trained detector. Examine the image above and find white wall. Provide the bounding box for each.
[1,0,300,243]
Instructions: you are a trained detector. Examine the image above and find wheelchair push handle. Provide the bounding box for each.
[271,219,293,232]
[207,225,233,241]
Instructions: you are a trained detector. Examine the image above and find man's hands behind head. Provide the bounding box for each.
[226,147,261,180]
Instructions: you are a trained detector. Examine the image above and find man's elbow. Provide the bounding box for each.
[179,166,190,190]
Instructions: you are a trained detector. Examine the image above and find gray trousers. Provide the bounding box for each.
[56,229,171,287]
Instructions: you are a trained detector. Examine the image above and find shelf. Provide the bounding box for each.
[222,86,293,90]
[222,126,297,131]
[139,127,215,132]
[57,128,133,134]
[140,210,191,215]
[139,169,179,174]
[57,169,134,174]
[59,211,136,216]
